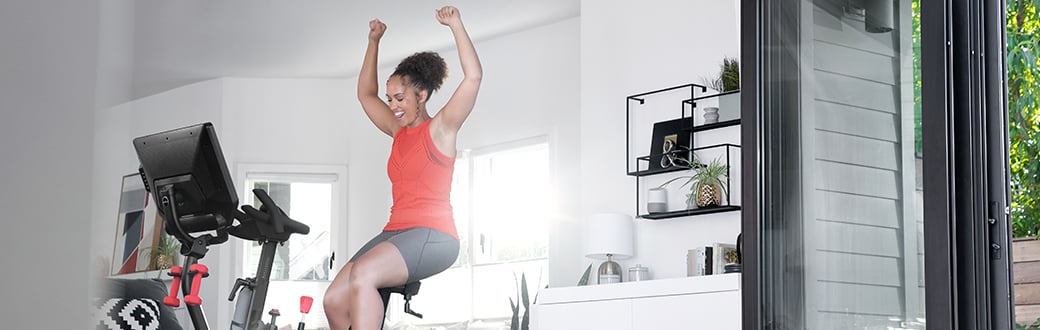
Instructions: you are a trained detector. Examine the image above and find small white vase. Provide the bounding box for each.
[703,107,720,124]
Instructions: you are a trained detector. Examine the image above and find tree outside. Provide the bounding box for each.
[1008,0,1040,238]
[913,0,1039,237]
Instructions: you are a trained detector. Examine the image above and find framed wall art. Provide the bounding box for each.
[110,173,165,275]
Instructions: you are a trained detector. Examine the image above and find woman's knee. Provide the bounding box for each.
[323,263,354,311]
[323,285,350,312]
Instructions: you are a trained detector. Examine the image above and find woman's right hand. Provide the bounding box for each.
[369,19,386,42]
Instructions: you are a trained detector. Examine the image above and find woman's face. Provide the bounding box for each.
[386,75,426,127]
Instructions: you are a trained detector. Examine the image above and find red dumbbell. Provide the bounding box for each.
[163,266,183,307]
[183,264,209,306]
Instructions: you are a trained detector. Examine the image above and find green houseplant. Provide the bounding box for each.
[509,273,531,330]
[702,57,740,93]
[649,155,712,209]
[577,263,593,286]
[146,234,180,271]
[701,57,741,122]
[690,156,730,208]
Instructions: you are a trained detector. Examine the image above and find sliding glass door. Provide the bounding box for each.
[740,0,1012,328]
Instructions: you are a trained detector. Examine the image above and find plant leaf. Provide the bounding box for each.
[578,263,593,286]
[510,297,519,329]
[521,273,530,308]
[522,306,530,330]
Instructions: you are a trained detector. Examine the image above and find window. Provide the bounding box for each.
[399,138,552,326]
[242,180,331,281]
[236,164,347,329]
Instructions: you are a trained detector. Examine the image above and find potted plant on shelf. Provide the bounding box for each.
[701,57,740,124]
[647,155,701,212]
[690,156,730,208]
[146,234,180,271]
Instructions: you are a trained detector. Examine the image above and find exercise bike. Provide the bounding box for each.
[135,122,425,330]
[135,123,312,329]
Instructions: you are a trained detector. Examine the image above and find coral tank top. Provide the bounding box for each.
[384,119,458,239]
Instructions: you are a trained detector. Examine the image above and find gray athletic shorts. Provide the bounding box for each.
[349,227,460,283]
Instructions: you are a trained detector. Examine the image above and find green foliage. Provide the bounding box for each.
[685,156,730,207]
[1016,316,1040,329]
[577,263,593,286]
[689,156,729,192]
[1008,0,1040,237]
[702,57,740,92]
[509,272,531,330]
[144,234,180,271]
[912,0,922,154]
[159,235,180,256]
[653,155,729,207]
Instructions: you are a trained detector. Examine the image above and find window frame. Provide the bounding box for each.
[462,136,552,267]
[233,163,349,282]
[740,0,1014,328]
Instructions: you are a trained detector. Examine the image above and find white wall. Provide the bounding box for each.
[0,0,99,327]
[579,0,742,280]
[91,16,580,326]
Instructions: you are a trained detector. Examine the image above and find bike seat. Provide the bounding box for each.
[379,281,422,319]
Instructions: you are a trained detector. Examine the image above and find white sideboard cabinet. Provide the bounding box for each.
[533,273,741,330]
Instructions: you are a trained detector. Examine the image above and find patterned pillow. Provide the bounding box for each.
[91,298,161,330]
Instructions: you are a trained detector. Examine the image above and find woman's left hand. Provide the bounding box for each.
[435,6,461,27]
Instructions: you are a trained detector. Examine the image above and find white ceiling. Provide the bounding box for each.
[128,0,580,100]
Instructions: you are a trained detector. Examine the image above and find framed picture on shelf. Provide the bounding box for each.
[110,173,165,275]
[712,242,738,275]
[648,117,694,171]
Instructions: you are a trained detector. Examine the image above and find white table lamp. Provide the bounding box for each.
[584,213,634,284]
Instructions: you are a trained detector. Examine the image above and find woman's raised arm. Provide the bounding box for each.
[357,19,397,137]
[432,6,482,135]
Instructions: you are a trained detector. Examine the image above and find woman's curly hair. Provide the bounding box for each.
[392,51,448,96]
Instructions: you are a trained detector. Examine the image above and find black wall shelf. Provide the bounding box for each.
[681,89,741,108]
[633,144,740,220]
[625,83,742,220]
[629,143,739,177]
[641,205,742,220]
[680,118,741,133]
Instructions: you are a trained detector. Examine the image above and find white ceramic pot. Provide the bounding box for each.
[647,188,668,213]
[719,93,740,119]
[703,107,720,124]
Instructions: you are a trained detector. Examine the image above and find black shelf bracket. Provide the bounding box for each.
[682,89,741,109]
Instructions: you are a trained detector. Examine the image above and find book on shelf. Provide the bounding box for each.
[712,243,738,275]
[687,246,713,276]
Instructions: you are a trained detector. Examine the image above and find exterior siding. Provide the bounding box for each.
[807,3,919,327]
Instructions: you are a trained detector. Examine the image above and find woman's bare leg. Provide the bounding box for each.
[347,242,410,330]
[323,262,355,329]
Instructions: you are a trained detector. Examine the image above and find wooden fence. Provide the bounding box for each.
[1015,238,1040,326]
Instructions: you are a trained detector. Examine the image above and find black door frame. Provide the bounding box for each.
[740,0,1013,328]
[921,0,1014,328]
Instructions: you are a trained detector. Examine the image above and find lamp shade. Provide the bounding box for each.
[584,213,634,260]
